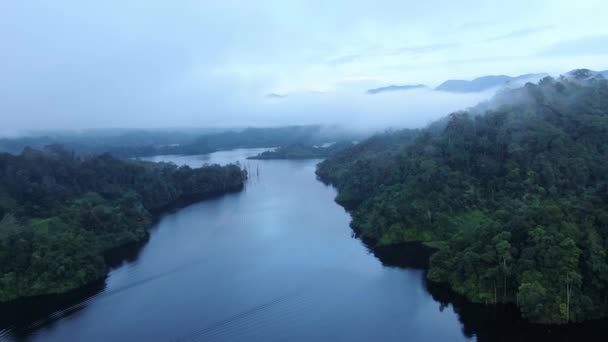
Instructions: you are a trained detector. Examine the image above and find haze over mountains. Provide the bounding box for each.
[365,69,607,95]
[3,68,606,141]
[3,68,604,157]
[435,73,548,92]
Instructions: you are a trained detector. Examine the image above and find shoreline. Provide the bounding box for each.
[0,183,246,305]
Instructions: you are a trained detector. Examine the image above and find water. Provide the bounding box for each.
[1,148,605,341]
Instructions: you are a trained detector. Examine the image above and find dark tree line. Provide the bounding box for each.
[248,141,355,160]
[0,145,246,302]
[0,125,360,158]
[317,73,608,324]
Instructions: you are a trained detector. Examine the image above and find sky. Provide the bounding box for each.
[1,0,608,133]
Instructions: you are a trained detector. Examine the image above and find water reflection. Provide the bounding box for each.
[363,238,608,342]
[0,240,148,339]
[1,149,606,341]
[0,279,106,339]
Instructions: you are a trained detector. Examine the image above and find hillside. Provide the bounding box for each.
[317,73,608,324]
[0,146,246,302]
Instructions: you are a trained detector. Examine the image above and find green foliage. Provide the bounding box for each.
[316,129,421,209]
[0,147,247,302]
[247,141,354,160]
[0,125,360,158]
[317,76,608,324]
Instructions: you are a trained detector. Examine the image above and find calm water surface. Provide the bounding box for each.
[1,149,604,341]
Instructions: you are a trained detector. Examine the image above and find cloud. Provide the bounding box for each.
[265,93,288,99]
[394,43,458,55]
[336,76,383,83]
[325,54,362,66]
[253,87,494,132]
[538,35,608,56]
[443,55,526,65]
[485,25,554,42]
[323,43,457,69]
[1,1,608,132]
[458,20,491,30]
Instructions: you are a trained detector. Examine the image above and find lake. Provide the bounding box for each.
[0,149,604,341]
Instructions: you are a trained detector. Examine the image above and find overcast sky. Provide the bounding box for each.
[1,0,607,133]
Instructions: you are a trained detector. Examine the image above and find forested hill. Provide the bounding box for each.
[0,146,246,302]
[0,125,359,158]
[247,141,355,160]
[317,73,608,324]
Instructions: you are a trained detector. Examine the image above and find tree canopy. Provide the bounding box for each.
[317,74,608,324]
[248,141,354,160]
[0,146,246,301]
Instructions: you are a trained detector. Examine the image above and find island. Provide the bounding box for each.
[247,141,355,160]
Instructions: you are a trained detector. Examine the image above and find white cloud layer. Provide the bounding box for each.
[1,0,607,132]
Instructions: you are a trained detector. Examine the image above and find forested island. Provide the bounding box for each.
[0,146,246,302]
[317,71,608,324]
[247,141,354,160]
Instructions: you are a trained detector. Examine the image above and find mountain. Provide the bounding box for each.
[562,68,606,83]
[436,73,547,93]
[502,73,550,88]
[317,75,608,324]
[366,84,427,94]
[436,75,512,93]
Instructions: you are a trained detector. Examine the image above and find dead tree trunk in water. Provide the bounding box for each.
[566,275,571,322]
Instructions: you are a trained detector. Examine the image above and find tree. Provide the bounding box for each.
[318,75,608,323]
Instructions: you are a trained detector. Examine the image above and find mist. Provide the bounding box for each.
[0,84,492,136]
[2,0,608,135]
[251,88,494,132]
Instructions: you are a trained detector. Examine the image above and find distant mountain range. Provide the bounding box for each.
[366,84,427,94]
[264,69,608,98]
[435,75,512,93]
[260,70,608,97]
[436,73,548,93]
[366,73,548,95]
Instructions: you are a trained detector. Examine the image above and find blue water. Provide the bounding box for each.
[1,149,473,341]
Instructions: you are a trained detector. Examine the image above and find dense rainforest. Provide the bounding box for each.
[317,71,608,324]
[0,145,246,302]
[248,141,355,160]
[0,125,359,158]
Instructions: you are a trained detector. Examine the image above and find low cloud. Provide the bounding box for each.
[485,25,554,42]
[394,43,458,55]
[539,35,608,56]
[245,87,494,133]
[2,1,605,136]
[265,93,288,99]
[325,54,362,66]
